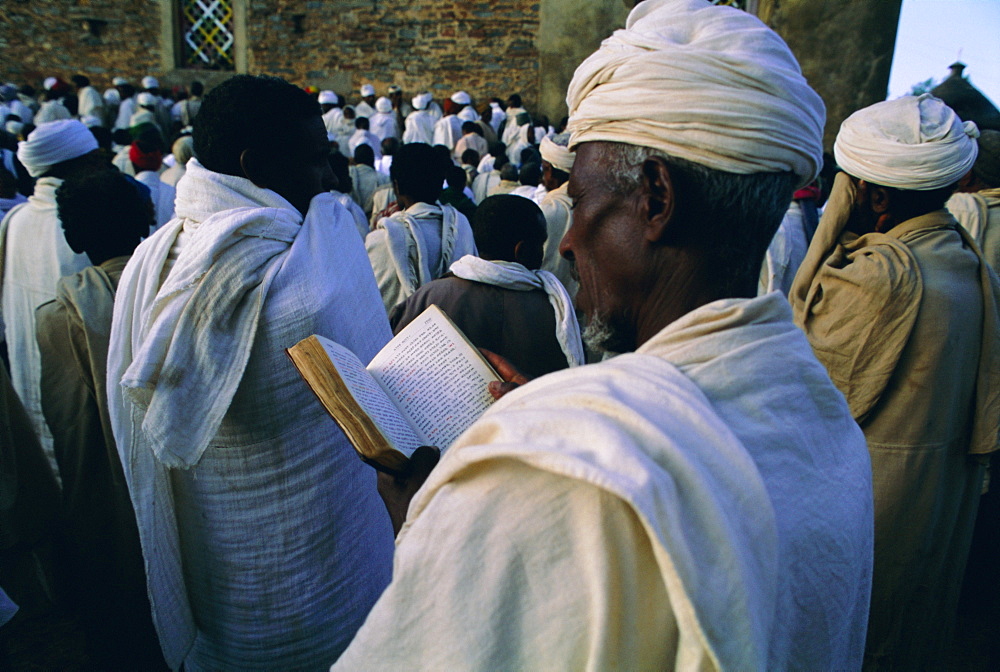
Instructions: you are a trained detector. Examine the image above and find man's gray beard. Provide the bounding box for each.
[582,314,621,356]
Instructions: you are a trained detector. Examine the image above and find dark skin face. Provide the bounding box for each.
[561,141,722,352]
[239,116,333,216]
[541,160,568,192]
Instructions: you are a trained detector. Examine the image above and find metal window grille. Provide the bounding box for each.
[179,0,235,70]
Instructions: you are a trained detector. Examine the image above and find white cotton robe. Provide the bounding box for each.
[538,182,578,297]
[107,160,395,671]
[134,170,176,233]
[333,293,874,671]
[0,178,90,474]
[403,109,435,145]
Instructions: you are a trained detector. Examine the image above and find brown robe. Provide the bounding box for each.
[35,256,165,670]
[390,273,572,379]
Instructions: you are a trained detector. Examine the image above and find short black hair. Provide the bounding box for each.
[328,151,352,193]
[446,165,467,191]
[190,81,204,97]
[355,116,369,130]
[472,194,546,265]
[519,162,541,187]
[500,164,519,182]
[112,128,133,146]
[461,121,478,135]
[508,94,523,108]
[354,143,375,166]
[392,143,444,204]
[461,149,480,167]
[56,168,153,259]
[193,75,320,177]
[381,136,400,156]
[71,74,90,88]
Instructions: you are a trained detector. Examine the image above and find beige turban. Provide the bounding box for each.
[17,119,98,177]
[172,135,195,166]
[540,133,575,173]
[835,94,979,191]
[566,0,825,188]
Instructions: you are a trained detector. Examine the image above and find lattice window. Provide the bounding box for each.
[179,0,235,70]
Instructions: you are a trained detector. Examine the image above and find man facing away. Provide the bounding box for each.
[333,1,872,669]
[790,94,1000,671]
[348,143,390,218]
[948,128,1000,272]
[35,168,164,670]
[107,75,395,670]
[403,93,435,145]
[1,119,102,475]
[391,194,583,378]
[366,142,476,314]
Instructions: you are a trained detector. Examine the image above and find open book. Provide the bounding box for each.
[288,305,501,473]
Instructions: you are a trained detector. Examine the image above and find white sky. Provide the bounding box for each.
[888,0,1000,106]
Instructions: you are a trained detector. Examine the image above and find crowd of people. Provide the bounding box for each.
[2,0,1000,669]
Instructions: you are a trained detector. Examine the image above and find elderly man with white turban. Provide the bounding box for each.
[331,1,873,670]
[355,83,377,118]
[791,94,1000,671]
[0,119,102,475]
[402,92,435,144]
[537,133,578,296]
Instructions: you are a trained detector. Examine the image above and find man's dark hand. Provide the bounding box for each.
[376,445,440,537]
[481,348,532,400]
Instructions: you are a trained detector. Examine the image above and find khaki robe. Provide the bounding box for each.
[792,184,1000,670]
[35,257,164,669]
[948,187,1000,273]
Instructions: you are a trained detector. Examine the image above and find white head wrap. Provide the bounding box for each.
[457,106,478,123]
[136,92,157,107]
[413,92,433,111]
[566,0,825,188]
[103,88,121,105]
[5,121,24,137]
[375,96,393,113]
[451,91,471,105]
[477,154,496,174]
[112,76,128,86]
[318,90,337,104]
[835,94,979,191]
[142,76,159,89]
[81,115,103,128]
[388,84,402,94]
[540,133,575,173]
[43,77,58,91]
[17,119,98,177]
[360,84,376,97]
[172,135,195,165]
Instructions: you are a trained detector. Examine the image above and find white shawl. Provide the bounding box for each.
[374,202,476,299]
[449,255,584,367]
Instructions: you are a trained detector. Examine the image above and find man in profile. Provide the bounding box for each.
[333,1,873,669]
[107,75,394,670]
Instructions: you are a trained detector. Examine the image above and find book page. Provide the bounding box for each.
[315,336,422,456]
[367,305,500,450]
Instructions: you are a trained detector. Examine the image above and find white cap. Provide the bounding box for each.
[112,76,128,86]
[318,90,338,104]
[136,92,157,107]
[43,77,58,90]
[375,96,393,113]
[103,88,121,105]
[360,84,376,97]
[412,92,433,110]
[451,91,471,105]
[142,76,159,90]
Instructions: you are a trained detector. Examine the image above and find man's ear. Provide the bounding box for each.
[866,181,891,214]
[239,148,269,189]
[641,155,676,244]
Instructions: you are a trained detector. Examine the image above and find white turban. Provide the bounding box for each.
[17,119,98,177]
[540,134,575,173]
[375,96,393,113]
[318,90,337,104]
[477,154,496,174]
[388,84,402,94]
[457,106,478,123]
[142,76,159,89]
[412,92,433,110]
[5,121,24,137]
[451,91,471,105]
[136,92,157,107]
[360,84,376,97]
[112,76,128,86]
[81,115,103,128]
[566,0,825,188]
[835,94,979,191]
[43,77,57,91]
[103,88,121,105]
[172,135,195,166]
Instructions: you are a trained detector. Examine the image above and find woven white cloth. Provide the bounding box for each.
[367,201,476,312]
[835,94,979,191]
[449,255,584,367]
[566,0,825,187]
[333,293,873,671]
[107,159,395,669]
